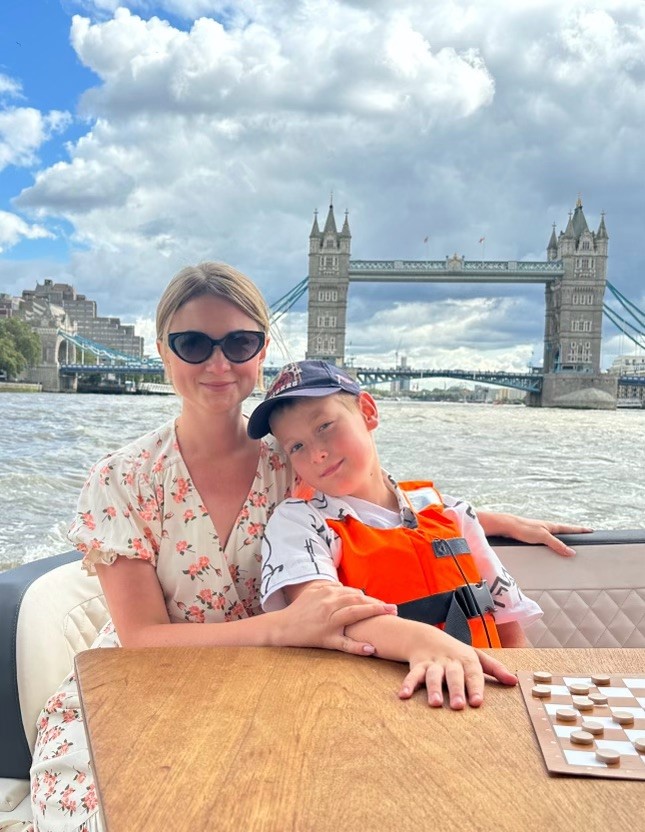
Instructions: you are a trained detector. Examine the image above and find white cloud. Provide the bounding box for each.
[0,107,71,172]
[0,211,54,253]
[14,4,496,307]
[65,7,493,122]
[346,298,537,371]
[0,74,23,98]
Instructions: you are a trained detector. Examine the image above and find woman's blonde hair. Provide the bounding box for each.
[156,262,270,342]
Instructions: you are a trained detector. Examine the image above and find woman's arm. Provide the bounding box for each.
[477,511,592,557]
[95,555,396,655]
[285,582,517,709]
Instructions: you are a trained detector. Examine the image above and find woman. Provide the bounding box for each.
[29,262,588,832]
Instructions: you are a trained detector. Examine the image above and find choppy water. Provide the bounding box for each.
[0,392,643,570]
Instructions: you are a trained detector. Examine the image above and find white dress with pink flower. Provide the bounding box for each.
[29,419,291,832]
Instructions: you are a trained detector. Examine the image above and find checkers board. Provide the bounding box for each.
[518,672,645,780]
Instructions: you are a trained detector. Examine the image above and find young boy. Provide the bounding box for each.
[247,360,542,709]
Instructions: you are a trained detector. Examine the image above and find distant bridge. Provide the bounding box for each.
[263,366,642,392]
[59,361,543,393]
[618,375,645,387]
[263,365,544,393]
[57,330,164,375]
[56,330,643,393]
[59,363,164,376]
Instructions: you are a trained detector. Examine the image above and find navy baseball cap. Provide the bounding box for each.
[247,360,361,439]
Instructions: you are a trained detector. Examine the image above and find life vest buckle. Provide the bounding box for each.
[397,580,496,628]
[454,581,496,618]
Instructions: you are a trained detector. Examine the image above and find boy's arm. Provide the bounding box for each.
[285,582,517,709]
[496,620,527,647]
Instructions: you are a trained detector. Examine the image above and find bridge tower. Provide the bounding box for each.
[539,199,616,407]
[306,202,351,365]
[20,298,77,392]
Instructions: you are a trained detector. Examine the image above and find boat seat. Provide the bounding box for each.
[492,530,645,647]
[0,552,109,827]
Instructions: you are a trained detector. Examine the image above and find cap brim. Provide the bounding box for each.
[247,388,342,439]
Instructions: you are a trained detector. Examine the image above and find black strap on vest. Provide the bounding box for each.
[431,537,470,558]
[397,581,496,646]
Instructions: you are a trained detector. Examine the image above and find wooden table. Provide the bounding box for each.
[75,647,645,832]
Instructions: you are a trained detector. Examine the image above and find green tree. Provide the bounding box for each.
[0,318,41,379]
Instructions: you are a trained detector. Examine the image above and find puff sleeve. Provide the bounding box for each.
[68,446,163,575]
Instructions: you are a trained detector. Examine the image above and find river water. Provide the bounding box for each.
[1,392,643,570]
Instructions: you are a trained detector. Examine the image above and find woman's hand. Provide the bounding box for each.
[399,639,517,709]
[278,580,397,655]
[478,511,593,557]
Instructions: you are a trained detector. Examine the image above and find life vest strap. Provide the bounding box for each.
[431,537,470,558]
[397,581,496,645]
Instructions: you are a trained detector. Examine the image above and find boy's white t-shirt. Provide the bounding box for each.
[260,473,543,628]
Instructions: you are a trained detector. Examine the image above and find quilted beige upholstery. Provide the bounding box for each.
[499,542,645,647]
[64,594,111,656]
[16,561,110,752]
[0,781,29,813]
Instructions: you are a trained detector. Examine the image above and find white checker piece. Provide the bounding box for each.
[564,750,611,768]
[595,740,640,756]
[610,707,645,718]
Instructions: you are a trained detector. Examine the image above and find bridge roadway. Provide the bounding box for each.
[59,363,165,377]
[59,363,643,393]
[348,259,563,283]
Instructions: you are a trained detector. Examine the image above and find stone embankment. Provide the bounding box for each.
[0,381,42,393]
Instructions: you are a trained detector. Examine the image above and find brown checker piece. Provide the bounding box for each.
[518,672,645,780]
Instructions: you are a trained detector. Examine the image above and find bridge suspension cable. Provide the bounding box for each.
[603,304,645,338]
[269,277,308,324]
[606,281,645,329]
[602,281,645,352]
[602,307,645,352]
[57,330,163,366]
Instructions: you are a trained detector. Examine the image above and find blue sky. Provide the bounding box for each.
[1,0,644,369]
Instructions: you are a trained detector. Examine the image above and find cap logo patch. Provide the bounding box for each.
[266,362,303,397]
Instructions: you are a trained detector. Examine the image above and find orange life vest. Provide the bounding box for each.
[327,480,501,648]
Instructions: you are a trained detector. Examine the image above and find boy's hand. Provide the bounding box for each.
[399,641,517,709]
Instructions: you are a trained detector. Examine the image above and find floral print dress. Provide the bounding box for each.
[29,419,291,832]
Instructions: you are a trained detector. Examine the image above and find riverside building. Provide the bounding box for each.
[2,280,144,391]
[21,280,144,358]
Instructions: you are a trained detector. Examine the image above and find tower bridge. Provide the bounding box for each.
[26,198,643,406]
[306,198,618,408]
